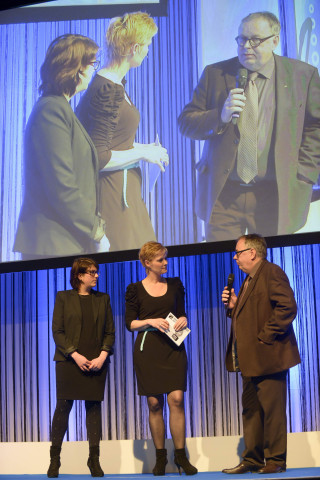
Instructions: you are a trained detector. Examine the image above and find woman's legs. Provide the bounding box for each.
[147,395,165,449]
[85,401,104,477]
[147,395,167,476]
[168,390,197,475]
[48,399,73,478]
[85,400,102,447]
[51,399,74,447]
[167,390,185,449]
[147,391,186,449]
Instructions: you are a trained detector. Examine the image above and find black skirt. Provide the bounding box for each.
[134,330,187,396]
[56,359,108,401]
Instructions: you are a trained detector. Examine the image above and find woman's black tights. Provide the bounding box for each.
[51,399,102,447]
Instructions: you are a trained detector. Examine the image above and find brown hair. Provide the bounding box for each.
[238,234,267,259]
[139,241,168,268]
[241,11,281,35]
[105,11,157,66]
[39,34,98,97]
[70,257,99,290]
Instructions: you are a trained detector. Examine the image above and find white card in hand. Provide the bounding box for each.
[164,312,190,346]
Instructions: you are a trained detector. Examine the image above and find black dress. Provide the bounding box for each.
[56,294,108,401]
[76,74,156,251]
[125,277,188,396]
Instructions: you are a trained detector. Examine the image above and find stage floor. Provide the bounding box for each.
[1,469,320,480]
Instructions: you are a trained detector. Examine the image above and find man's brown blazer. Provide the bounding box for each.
[225,259,300,377]
[178,54,320,234]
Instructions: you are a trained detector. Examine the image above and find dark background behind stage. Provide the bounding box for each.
[0,0,319,444]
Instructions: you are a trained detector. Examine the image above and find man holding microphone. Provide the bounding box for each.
[178,11,320,242]
[221,234,300,474]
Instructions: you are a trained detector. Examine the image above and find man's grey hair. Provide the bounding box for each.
[238,234,267,259]
[241,11,281,35]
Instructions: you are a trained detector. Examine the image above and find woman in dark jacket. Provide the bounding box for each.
[13,34,109,260]
[48,257,115,478]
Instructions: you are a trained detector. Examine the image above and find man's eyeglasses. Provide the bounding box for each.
[234,248,251,258]
[90,59,100,71]
[235,35,275,48]
[86,270,100,277]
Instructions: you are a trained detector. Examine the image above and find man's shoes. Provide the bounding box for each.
[258,464,286,474]
[222,462,261,474]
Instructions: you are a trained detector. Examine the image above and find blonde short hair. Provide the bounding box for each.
[139,241,168,268]
[105,11,158,65]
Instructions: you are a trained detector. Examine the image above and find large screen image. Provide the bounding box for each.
[0,0,319,268]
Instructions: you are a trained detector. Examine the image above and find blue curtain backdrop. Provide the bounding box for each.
[0,0,320,444]
[1,0,319,263]
[0,0,201,263]
[1,243,320,442]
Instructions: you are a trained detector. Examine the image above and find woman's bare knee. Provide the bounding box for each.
[147,395,164,413]
[168,390,184,409]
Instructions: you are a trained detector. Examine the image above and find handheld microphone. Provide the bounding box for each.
[226,273,235,307]
[232,68,248,125]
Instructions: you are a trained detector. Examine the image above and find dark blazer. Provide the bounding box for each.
[13,95,102,256]
[52,289,115,362]
[225,259,300,377]
[178,54,320,234]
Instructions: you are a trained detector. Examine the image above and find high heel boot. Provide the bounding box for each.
[174,448,197,476]
[47,446,61,478]
[87,446,104,477]
[152,448,168,476]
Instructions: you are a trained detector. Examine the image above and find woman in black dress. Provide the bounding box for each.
[76,12,169,251]
[47,257,115,478]
[125,241,197,476]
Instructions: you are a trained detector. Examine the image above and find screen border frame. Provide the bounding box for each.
[1,0,319,274]
[1,232,319,274]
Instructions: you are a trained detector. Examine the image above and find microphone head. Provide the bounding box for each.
[227,273,235,287]
[236,68,248,89]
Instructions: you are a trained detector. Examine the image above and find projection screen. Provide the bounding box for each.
[0,0,319,272]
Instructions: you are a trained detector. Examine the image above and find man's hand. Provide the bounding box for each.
[221,286,237,309]
[221,88,246,123]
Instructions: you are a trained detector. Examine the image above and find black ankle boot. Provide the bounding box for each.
[47,446,61,478]
[174,448,197,476]
[87,446,104,477]
[152,448,168,476]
